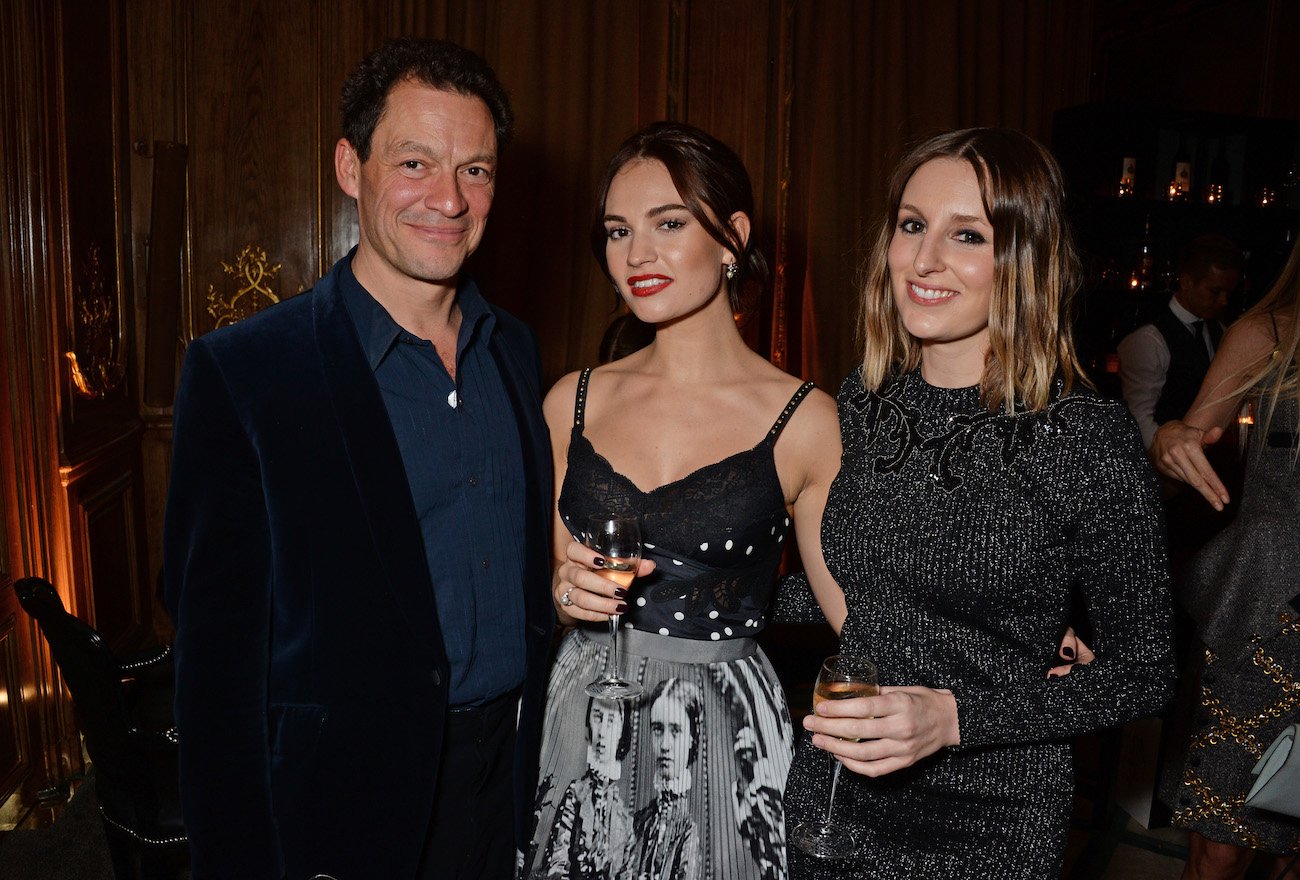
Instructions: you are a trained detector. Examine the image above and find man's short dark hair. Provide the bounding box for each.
[1176,233,1245,280]
[340,37,514,161]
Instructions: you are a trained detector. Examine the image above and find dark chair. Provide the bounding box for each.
[14,576,188,880]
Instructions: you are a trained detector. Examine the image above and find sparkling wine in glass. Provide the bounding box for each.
[584,514,643,700]
[792,654,879,859]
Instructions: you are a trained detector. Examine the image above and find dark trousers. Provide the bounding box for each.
[418,691,518,880]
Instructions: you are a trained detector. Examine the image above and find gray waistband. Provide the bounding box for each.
[578,626,758,663]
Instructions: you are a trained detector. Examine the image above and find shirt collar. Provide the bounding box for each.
[1168,295,1202,328]
[339,251,495,372]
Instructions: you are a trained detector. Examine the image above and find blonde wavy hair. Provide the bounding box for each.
[859,128,1089,413]
[1228,237,1300,438]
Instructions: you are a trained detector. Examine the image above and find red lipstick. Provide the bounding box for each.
[628,274,672,297]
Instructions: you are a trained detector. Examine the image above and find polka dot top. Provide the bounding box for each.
[559,367,814,641]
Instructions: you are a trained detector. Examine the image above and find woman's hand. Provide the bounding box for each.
[1047,627,1095,678]
[802,686,960,777]
[552,539,656,625]
[1151,419,1230,510]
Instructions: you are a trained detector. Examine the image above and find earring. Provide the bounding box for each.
[725,262,739,280]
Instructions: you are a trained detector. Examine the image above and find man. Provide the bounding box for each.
[1117,234,1244,449]
[164,38,554,879]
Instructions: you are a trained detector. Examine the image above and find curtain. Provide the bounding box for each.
[785,0,1093,390]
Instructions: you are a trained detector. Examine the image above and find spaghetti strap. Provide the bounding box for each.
[765,381,816,443]
[573,367,594,429]
[1271,312,1280,345]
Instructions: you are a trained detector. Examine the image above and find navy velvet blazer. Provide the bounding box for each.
[163,256,555,879]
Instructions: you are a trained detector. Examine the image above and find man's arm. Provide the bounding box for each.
[1116,325,1170,449]
[164,339,282,878]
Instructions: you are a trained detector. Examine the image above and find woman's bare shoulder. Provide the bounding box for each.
[782,383,839,445]
[543,370,584,427]
[1223,310,1283,355]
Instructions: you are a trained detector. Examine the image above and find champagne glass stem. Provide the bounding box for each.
[825,758,842,824]
[607,612,622,680]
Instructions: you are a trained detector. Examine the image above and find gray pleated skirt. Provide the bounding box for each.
[519,626,793,880]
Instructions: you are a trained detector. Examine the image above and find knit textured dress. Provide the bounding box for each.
[1170,393,1300,854]
[784,369,1176,879]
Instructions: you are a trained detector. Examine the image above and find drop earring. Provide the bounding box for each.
[725,262,738,280]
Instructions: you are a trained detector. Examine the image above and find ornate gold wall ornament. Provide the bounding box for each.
[65,243,126,399]
[206,244,283,327]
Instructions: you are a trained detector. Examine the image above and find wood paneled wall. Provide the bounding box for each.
[0,0,145,822]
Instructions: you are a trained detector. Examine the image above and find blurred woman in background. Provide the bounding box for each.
[1153,237,1300,880]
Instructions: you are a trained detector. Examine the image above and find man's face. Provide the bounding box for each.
[335,79,497,292]
[1177,265,1240,321]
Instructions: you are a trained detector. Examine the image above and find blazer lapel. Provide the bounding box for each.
[313,274,443,671]
[488,330,554,635]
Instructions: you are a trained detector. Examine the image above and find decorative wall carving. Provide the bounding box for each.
[65,243,126,399]
[206,244,283,328]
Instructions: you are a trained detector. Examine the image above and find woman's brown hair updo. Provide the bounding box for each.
[591,121,769,314]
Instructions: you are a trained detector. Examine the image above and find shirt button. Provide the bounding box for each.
[481,558,490,570]
[468,475,479,487]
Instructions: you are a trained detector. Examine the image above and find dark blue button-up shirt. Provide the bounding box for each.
[340,257,527,706]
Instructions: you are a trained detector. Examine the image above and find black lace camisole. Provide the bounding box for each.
[558,367,814,642]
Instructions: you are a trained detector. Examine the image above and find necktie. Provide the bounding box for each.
[1190,320,1214,359]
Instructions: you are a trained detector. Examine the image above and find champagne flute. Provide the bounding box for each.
[792,654,879,859]
[584,514,643,700]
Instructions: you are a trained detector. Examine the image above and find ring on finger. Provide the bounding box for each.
[559,587,574,607]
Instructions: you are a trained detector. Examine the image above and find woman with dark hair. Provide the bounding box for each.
[597,311,655,364]
[1152,237,1300,880]
[521,121,842,880]
[783,127,1175,878]
[538,698,634,879]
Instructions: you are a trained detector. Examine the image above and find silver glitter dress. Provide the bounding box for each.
[1170,394,1300,854]
[784,369,1176,879]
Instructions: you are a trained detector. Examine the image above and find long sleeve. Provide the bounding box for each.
[164,339,282,878]
[1117,324,1171,448]
[953,402,1176,749]
[770,571,826,625]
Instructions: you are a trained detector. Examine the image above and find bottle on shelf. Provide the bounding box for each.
[1169,137,1192,202]
[1128,214,1155,293]
[1118,156,1136,198]
[1204,139,1228,205]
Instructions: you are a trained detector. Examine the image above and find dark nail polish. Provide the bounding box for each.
[615,603,628,614]
[1061,646,1075,659]
[592,557,606,568]
[614,588,627,599]
[1048,671,1061,678]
